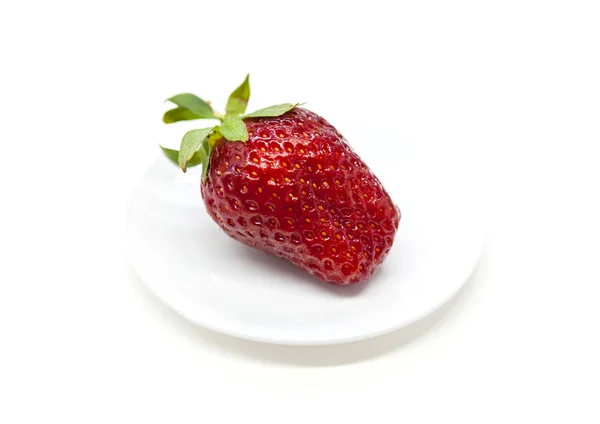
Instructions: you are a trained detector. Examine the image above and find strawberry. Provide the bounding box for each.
[161,75,400,285]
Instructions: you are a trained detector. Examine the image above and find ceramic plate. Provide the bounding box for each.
[127,127,484,345]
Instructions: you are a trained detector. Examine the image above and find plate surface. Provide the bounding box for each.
[127,128,484,345]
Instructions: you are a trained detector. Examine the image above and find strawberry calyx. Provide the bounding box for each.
[160,74,299,180]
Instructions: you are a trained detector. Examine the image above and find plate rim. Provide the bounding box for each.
[128,237,484,345]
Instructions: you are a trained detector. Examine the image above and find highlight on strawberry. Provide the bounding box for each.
[160,75,401,285]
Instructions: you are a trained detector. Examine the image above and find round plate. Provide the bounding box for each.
[127,128,484,345]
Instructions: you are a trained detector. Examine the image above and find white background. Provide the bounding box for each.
[1,0,599,422]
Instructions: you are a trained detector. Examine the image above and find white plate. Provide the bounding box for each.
[126,127,484,345]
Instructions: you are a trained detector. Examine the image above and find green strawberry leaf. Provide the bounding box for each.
[225,74,251,117]
[163,107,204,124]
[218,116,248,142]
[160,146,180,165]
[167,93,215,120]
[178,127,215,172]
[243,103,298,119]
[160,146,203,168]
[199,136,211,181]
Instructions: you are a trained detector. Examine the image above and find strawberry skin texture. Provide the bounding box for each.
[201,108,400,285]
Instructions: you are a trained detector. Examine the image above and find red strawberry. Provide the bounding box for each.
[161,75,400,285]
